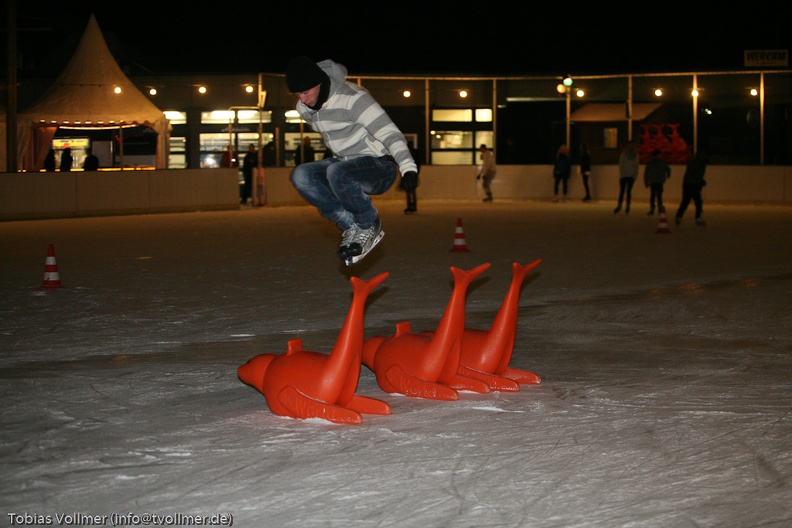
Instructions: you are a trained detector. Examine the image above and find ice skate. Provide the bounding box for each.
[338,225,359,260]
[344,218,384,266]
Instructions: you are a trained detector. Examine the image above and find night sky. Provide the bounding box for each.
[7,1,789,77]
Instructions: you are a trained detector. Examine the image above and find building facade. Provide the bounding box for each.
[21,69,792,172]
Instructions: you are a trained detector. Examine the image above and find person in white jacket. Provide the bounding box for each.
[286,56,417,264]
[476,144,497,202]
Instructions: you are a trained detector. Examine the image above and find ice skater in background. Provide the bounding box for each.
[675,150,708,226]
[240,144,256,205]
[476,144,497,202]
[580,143,592,201]
[643,149,671,215]
[552,145,572,202]
[614,140,639,214]
[286,56,417,265]
[401,140,420,213]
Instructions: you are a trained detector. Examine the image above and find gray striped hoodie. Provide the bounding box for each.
[294,59,418,176]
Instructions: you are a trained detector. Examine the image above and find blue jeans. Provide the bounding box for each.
[290,156,397,230]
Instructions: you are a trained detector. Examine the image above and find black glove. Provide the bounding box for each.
[402,171,418,191]
[476,174,481,180]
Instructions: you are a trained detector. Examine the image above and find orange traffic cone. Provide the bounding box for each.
[40,244,63,289]
[450,217,470,252]
[656,206,671,234]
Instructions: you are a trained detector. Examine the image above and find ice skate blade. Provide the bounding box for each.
[345,231,385,266]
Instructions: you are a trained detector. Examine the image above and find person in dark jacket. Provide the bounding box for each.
[580,143,592,202]
[401,140,420,213]
[83,148,99,171]
[59,147,73,172]
[643,149,670,215]
[293,136,315,166]
[44,149,56,172]
[552,145,572,202]
[241,144,257,204]
[675,150,708,226]
[261,142,276,166]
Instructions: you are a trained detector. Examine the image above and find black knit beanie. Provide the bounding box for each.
[286,56,325,93]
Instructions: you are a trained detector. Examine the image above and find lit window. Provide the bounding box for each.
[237,110,272,124]
[432,109,473,122]
[431,131,473,150]
[163,111,186,124]
[475,109,493,122]
[285,110,304,124]
[201,110,234,124]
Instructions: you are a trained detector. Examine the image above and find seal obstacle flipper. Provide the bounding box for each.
[458,364,521,392]
[346,394,391,415]
[384,364,459,401]
[502,366,542,385]
[278,385,364,425]
[447,373,491,393]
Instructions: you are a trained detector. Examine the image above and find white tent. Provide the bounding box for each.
[18,14,170,170]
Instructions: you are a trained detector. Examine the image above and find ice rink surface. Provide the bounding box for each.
[1,199,791,527]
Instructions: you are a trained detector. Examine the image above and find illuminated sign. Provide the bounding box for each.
[744,50,788,68]
[52,138,90,149]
